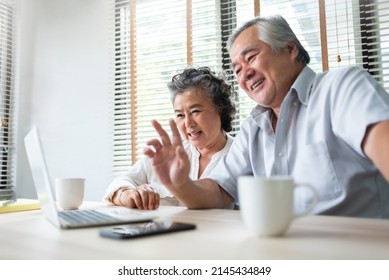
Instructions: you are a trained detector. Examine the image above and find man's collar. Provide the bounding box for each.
[250,65,316,119]
[291,65,316,106]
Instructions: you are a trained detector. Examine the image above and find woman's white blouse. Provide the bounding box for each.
[103,135,233,206]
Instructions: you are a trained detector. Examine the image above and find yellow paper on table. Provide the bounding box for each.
[0,199,40,213]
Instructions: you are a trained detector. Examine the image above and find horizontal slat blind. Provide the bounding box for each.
[325,0,358,69]
[312,0,389,91]
[113,0,132,174]
[0,0,15,200]
[192,0,223,70]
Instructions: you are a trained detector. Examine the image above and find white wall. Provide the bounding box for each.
[15,0,114,201]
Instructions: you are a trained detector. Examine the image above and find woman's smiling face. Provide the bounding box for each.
[173,89,223,149]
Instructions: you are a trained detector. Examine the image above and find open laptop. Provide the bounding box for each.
[24,126,155,229]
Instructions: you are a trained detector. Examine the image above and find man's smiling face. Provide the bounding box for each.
[230,26,299,112]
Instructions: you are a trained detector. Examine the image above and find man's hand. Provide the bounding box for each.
[144,119,190,193]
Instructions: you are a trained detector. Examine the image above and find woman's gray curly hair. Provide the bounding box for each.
[168,66,236,132]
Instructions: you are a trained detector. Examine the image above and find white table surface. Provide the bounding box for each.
[1,202,389,260]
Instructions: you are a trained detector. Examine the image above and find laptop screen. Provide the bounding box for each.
[24,126,61,227]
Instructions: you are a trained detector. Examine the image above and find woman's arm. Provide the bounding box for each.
[102,157,161,210]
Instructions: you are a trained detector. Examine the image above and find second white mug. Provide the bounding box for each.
[237,175,318,237]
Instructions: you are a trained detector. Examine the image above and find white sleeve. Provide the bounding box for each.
[102,157,153,205]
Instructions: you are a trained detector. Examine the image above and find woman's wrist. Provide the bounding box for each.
[114,187,129,206]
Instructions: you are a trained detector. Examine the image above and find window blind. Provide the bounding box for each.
[323,0,389,91]
[0,0,15,200]
[112,0,389,174]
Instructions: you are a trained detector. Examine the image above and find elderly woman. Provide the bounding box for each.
[103,66,236,209]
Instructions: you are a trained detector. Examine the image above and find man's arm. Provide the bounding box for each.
[144,119,233,209]
[362,120,389,183]
[172,178,234,209]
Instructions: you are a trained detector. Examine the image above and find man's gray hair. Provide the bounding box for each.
[227,15,310,65]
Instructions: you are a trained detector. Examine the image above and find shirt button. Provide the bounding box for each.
[278,152,284,157]
[293,101,298,106]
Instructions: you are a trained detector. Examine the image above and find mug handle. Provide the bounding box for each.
[294,184,318,218]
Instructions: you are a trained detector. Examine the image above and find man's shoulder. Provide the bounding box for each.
[308,65,380,106]
[317,65,366,80]
[311,66,369,93]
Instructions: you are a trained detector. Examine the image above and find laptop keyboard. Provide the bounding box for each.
[58,209,121,225]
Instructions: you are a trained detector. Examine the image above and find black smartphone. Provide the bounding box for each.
[99,221,196,239]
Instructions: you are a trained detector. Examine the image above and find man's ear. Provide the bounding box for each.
[288,45,293,53]
[287,43,297,54]
[287,43,299,60]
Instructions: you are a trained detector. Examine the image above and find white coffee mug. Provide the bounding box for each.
[237,176,318,237]
[55,178,85,210]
